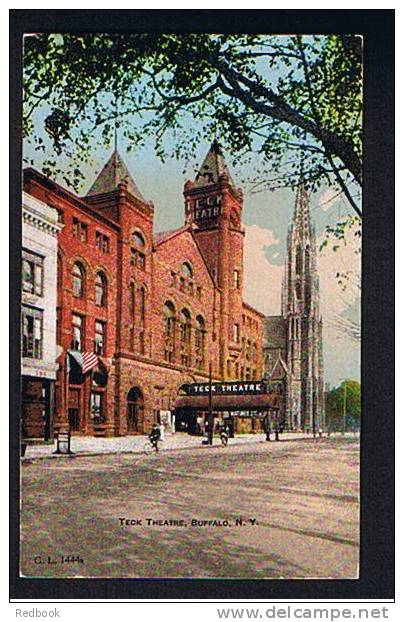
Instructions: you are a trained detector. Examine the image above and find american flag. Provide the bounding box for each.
[81,351,99,374]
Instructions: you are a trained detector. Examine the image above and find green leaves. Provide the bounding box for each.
[23,33,362,202]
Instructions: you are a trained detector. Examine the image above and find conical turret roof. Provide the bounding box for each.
[86,149,145,202]
[194,140,236,189]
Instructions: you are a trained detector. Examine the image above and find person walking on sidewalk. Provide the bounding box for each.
[149,424,161,453]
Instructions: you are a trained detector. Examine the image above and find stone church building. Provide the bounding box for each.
[263,185,325,432]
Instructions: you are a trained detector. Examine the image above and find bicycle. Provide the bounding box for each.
[142,437,158,455]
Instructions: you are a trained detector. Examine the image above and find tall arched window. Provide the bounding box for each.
[181,262,193,278]
[139,285,146,325]
[180,308,191,366]
[72,262,85,298]
[129,281,136,318]
[95,271,107,307]
[127,387,144,434]
[132,231,145,248]
[163,301,176,362]
[295,245,303,275]
[195,315,205,370]
[131,231,146,270]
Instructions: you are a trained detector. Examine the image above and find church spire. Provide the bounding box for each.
[292,180,312,238]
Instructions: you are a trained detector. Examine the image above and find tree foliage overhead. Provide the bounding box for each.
[23,33,362,214]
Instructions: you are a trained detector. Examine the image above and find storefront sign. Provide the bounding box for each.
[183,381,265,396]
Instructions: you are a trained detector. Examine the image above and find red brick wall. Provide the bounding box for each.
[23,165,266,437]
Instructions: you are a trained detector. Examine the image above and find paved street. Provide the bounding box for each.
[20,436,359,579]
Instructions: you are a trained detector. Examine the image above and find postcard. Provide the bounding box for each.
[13,19,388,589]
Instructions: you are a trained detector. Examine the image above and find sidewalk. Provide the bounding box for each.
[21,431,315,461]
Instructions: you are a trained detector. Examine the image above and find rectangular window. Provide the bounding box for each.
[80,222,88,242]
[72,218,79,238]
[233,323,240,343]
[94,320,106,355]
[22,306,43,359]
[131,248,146,270]
[90,392,105,424]
[73,218,88,242]
[233,269,240,289]
[72,313,84,351]
[96,231,110,253]
[22,250,43,296]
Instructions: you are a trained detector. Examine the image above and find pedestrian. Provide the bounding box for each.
[149,423,161,452]
[159,421,165,442]
[318,427,323,439]
[220,426,229,447]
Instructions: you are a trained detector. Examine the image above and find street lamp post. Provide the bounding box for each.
[207,360,213,445]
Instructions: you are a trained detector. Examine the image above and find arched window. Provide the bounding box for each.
[72,262,85,298]
[195,315,205,370]
[181,262,193,279]
[95,271,107,307]
[131,231,146,270]
[139,285,146,325]
[127,387,144,434]
[180,309,191,343]
[129,281,136,318]
[132,231,145,248]
[295,245,302,275]
[180,308,191,366]
[163,301,176,363]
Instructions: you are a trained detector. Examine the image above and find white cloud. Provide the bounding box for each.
[318,227,361,321]
[243,222,362,386]
[317,227,362,384]
[243,224,283,316]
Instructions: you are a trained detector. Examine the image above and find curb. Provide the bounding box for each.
[19,435,346,464]
[20,438,269,464]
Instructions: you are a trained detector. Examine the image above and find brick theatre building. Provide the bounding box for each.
[23,141,267,437]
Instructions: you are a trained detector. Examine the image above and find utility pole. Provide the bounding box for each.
[208,360,213,445]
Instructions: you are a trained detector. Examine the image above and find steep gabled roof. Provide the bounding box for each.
[194,140,236,189]
[153,225,218,288]
[86,150,145,202]
[269,355,288,380]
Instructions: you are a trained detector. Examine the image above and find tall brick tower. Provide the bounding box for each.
[183,140,245,379]
[282,183,324,431]
[86,149,154,433]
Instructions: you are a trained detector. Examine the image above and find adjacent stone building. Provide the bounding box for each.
[264,184,325,432]
[23,141,264,437]
[22,192,62,439]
